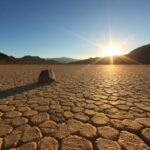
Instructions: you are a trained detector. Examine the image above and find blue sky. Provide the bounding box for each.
[0,0,150,58]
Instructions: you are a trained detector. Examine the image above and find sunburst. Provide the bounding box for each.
[102,45,121,57]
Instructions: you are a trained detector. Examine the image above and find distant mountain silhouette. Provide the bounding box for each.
[18,55,58,64]
[0,53,17,64]
[0,43,150,64]
[0,54,77,64]
[72,44,150,64]
[0,54,59,64]
[48,57,79,63]
[71,56,138,64]
[18,55,45,62]
[127,44,150,64]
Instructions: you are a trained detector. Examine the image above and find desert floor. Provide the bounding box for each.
[0,65,150,150]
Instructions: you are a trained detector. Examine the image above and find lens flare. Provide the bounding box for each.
[102,45,121,57]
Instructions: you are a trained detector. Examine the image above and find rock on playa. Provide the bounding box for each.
[38,69,56,85]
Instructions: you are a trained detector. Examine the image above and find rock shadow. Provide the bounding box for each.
[0,82,39,99]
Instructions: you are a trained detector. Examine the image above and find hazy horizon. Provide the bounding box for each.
[0,0,150,58]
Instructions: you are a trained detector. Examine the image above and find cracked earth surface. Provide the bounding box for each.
[0,65,150,150]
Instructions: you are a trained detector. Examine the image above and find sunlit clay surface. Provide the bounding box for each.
[102,45,121,57]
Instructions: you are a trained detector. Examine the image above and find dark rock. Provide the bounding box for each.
[38,69,56,85]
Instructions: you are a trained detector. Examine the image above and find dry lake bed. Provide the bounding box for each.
[0,65,150,150]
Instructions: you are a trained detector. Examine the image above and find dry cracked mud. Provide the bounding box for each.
[0,65,150,150]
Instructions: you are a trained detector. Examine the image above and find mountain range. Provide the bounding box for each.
[18,56,78,63]
[72,44,150,64]
[0,43,150,64]
[47,57,79,63]
[18,55,58,64]
[0,54,78,64]
[0,53,17,64]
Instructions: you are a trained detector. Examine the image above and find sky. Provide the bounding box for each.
[0,0,150,58]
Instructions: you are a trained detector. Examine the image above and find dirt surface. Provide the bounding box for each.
[0,65,150,150]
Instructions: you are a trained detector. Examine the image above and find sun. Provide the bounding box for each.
[102,45,121,57]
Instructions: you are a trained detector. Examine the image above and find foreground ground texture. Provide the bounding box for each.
[0,65,150,150]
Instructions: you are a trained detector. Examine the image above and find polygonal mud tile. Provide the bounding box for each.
[118,130,149,150]
[38,137,58,150]
[62,135,93,150]
[95,138,121,150]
